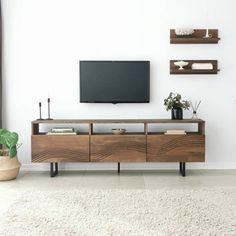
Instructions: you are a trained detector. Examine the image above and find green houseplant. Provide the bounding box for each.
[164,92,190,119]
[0,129,21,181]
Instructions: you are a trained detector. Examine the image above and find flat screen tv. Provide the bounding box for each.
[80,61,150,103]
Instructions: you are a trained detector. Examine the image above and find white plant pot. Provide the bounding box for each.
[0,155,21,181]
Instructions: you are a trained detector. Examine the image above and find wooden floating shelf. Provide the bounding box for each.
[170,29,220,44]
[170,60,219,75]
[170,69,220,75]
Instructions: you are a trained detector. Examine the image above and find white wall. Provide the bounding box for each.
[2,0,236,170]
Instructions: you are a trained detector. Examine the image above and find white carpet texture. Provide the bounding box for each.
[1,188,236,236]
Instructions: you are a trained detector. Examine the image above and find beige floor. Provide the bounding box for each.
[0,170,236,217]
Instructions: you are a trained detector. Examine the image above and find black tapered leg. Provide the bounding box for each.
[118,162,120,174]
[179,162,186,177]
[182,162,186,177]
[55,163,58,175]
[179,162,182,173]
[50,163,59,177]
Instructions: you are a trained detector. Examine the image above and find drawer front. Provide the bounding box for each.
[147,135,205,162]
[32,135,89,163]
[91,135,146,162]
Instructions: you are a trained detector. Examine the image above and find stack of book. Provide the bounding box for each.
[164,129,186,135]
[47,127,77,135]
[191,63,213,70]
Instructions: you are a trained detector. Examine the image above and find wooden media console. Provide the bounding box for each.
[31,119,205,177]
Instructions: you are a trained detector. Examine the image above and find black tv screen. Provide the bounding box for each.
[80,61,150,103]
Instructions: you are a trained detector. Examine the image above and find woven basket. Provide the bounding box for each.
[0,155,21,181]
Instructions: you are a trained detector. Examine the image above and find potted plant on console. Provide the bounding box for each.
[164,92,190,120]
[0,129,21,181]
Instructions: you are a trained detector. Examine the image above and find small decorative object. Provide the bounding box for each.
[191,63,213,70]
[175,28,194,37]
[190,101,201,119]
[174,60,189,70]
[0,129,22,181]
[37,102,44,120]
[164,92,190,120]
[46,98,53,120]
[203,29,212,38]
[165,129,186,135]
[112,128,126,135]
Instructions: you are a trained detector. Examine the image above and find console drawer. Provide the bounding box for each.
[91,135,146,162]
[32,135,89,163]
[147,135,205,162]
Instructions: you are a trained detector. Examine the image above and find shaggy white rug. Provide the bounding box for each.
[1,188,236,236]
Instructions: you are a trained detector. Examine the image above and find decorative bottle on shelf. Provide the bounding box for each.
[190,101,201,120]
[203,29,212,38]
[192,111,198,120]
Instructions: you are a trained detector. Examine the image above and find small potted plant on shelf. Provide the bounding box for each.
[0,129,21,181]
[164,92,190,120]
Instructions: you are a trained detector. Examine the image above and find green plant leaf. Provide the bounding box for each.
[0,129,19,157]
[164,92,190,111]
[9,146,17,158]
[0,129,8,144]
[5,132,18,148]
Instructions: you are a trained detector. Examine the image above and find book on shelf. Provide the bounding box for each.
[51,127,75,133]
[164,129,186,135]
[46,132,77,135]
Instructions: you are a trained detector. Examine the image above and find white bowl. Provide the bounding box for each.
[112,129,126,135]
[174,60,189,70]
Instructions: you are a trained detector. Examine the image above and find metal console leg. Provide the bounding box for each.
[182,162,186,177]
[118,162,120,174]
[179,162,182,173]
[179,162,186,177]
[50,162,59,177]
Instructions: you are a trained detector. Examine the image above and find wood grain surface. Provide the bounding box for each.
[91,135,146,162]
[170,29,220,44]
[32,119,205,124]
[147,135,205,162]
[32,135,89,163]
[170,60,219,74]
[31,119,206,165]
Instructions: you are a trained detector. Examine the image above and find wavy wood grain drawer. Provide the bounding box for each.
[147,135,205,162]
[32,135,89,163]
[91,135,146,162]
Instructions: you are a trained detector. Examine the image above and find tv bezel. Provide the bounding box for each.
[79,60,150,104]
